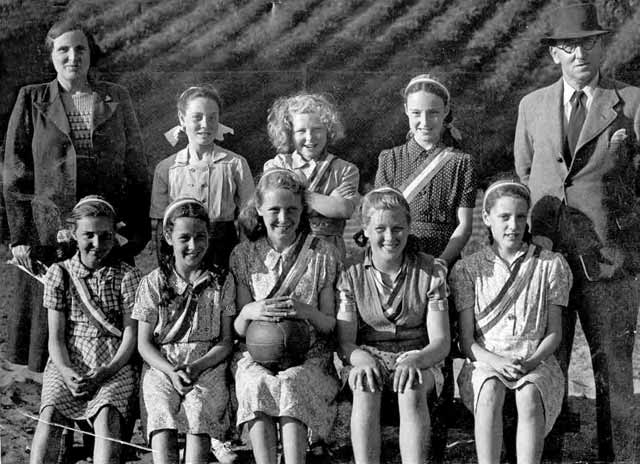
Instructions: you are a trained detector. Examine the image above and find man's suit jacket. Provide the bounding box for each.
[514,76,640,277]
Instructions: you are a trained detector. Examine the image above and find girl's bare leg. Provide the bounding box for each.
[475,378,506,464]
[150,429,179,464]
[185,433,211,464]
[29,406,65,464]
[515,383,545,464]
[280,416,307,464]
[92,405,122,464]
[351,389,382,464]
[397,370,435,463]
[248,412,278,464]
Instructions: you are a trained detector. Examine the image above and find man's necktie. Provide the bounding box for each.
[566,90,586,156]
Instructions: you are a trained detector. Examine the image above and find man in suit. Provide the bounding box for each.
[514,3,640,461]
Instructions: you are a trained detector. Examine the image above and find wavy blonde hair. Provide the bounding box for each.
[267,93,345,154]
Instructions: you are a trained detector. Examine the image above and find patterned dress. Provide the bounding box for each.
[40,253,141,421]
[264,152,360,258]
[131,269,236,439]
[337,248,449,396]
[375,138,477,256]
[230,236,340,438]
[449,245,573,435]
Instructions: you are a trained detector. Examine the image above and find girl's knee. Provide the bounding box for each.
[39,406,64,423]
[516,384,543,418]
[477,378,506,409]
[93,406,122,436]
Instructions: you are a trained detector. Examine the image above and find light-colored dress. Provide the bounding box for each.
[264,152,359,257]
[132,268,236,439]
[337,248,448,395]
[230,236,340,438]
[40,253,141,421]
[449,245,573,435]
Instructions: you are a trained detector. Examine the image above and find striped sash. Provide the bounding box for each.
[160,272,214,344]
[266,234,319,298]
[306,154,336,194]
[399,147,450,203]
[60,262,122,338]
[366,266,407,322]
[475,245,540,335]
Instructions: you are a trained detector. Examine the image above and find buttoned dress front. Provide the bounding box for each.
[132,269,236,439]
[449,245,573,435]
[229,237,340,438]
[375,139,476,256]
[40,254,142,421]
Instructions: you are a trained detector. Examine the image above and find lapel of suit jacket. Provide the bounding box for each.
[544,79,569,180]
[33,79,71,136]
[575,77,619,154]
[92,81,119,131]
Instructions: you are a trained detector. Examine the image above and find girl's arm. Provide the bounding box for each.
[289,286,336,335]
[438,206,473,265]
[188,314,234,378]
[519,304,563,373]
[233,283,294,336]
[137,320,176,376]
[416,308,451,368]
[48,309,88,396]
[306,191,356,218]
[336,293,382,392]
[459,308,524,380]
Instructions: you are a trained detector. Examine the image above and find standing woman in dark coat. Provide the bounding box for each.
[3,20,150,372]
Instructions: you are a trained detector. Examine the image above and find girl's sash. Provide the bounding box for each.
[60,262,122,338]
[306,153,336,194]
[366,265,407,323]
[475,245,541,335]
[160,272,213,344]
[400,147,450,203]
[266,234,319,299]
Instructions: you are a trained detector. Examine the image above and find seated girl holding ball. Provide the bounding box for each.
[336,187,451,464]
[230,169,341,464]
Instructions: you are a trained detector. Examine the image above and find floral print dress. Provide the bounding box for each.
[449,245,573,435]
[230,236,340,438]
[132,268,235,439]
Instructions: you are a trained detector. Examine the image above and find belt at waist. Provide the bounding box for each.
[309,216,346,236]
[359,326,427,345]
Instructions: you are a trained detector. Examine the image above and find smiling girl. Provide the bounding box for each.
[450,179,573,464]
[29,196,142,464]
[336,187,450,463]
[230,169,340,464]
[134,198,236,464]
[150,85,254,268]
[264,93,359,257]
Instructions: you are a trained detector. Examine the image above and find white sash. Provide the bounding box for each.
[401,147,450,203]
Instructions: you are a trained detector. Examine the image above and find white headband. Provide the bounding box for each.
[405,75,450,103]
[74,197,116,215]
[482,181,530,211]
[162,198,204,230]
[368,186,404,196]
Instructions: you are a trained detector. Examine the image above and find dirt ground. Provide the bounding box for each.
[1,241,639,463]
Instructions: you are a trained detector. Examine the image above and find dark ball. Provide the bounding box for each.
[246,319,311,371]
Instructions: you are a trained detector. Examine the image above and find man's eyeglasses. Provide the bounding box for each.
[554,36,599,53]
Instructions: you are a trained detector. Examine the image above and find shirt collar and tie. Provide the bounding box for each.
[562,74,598,122]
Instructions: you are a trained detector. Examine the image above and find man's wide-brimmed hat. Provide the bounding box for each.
[541,3,610,44]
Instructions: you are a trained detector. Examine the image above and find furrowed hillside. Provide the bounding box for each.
[1,0,639,187]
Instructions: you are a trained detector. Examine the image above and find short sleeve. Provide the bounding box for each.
[336,161,360,201]
[427,259,449,313]
[318,243,341,291]
[458,154,478,209]
[336,269,356,318]
[263,156,285,172]
[220,273,237,316]
[449,260,475,313]
[42,264,67,312]
[548,253,573,307]
[131,271,161,326]
[149,159,171,219]
[120,266,143,317]
[229,243,248,287]
[234,155,255,210]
